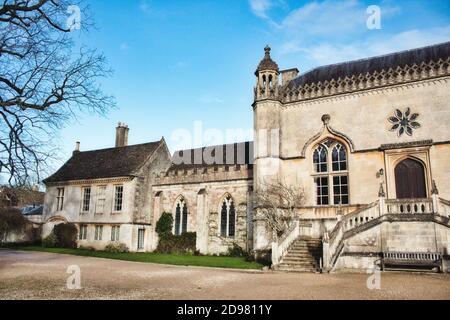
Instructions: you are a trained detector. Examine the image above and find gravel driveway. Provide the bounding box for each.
[0,249,449,300]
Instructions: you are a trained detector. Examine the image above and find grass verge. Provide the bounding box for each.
[8,246,263,270]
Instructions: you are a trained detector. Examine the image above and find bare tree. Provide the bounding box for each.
[0,0,115,186]
[253,180,305,239]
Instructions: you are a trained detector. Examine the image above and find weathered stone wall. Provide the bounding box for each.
[278,78,450,204]
[132,142,172,224]
[334,220,450,270]
[152,167,253,254]
[43,177,137,230]
[280,77,450,156]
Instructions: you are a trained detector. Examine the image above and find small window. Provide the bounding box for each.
[94,225,103,241]
[137,229,145,249]
[56,188,65,211]
[113,185,123,212]
[79,225,87,240]
[96,186,106,214]
[174,197,188,236]
[111,226,120,242]
[81,187,91,213]
[220,195,236,237]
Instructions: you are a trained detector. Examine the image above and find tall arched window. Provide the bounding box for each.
[312,140,349,205]
[220,195,236,237]
[174,197,188,235]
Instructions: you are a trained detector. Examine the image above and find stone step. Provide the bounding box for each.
[284,253,316,258]
[291,242,322,246]
[293,240,322,243]
[281,259,316,268]
[275,237,323,273]
[280,258,316,263]
[283,255,316,261]
[292,243,322,248]
[290,246,321,250]
[291,245,322,249]
[288,249,322,255]
[276,265,317,273]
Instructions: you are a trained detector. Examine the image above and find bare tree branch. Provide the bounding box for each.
[0,0,115,186]
[253,180,305,239]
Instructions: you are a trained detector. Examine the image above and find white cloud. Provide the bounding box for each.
[249,0,274,19]
[199,95,224,104]
[280,0,366,35]
[292,26,450,66]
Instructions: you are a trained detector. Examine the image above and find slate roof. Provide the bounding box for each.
[43,141,162,183]
[288,41,450,89]
[169,142,254,172]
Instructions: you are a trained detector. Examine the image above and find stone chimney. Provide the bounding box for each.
[115,122,129,148]
[73,141,80,156]
[280,68,299,86]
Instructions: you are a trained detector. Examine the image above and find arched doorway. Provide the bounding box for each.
[395,158,427,199]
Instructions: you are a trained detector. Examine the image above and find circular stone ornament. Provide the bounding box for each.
[388,108,421,137]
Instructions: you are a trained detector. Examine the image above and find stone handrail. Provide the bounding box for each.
[438,198,450,217]
[271,220,300,266]
[323,196,450,271]
[340,202,379,233]
[324,201,378,270]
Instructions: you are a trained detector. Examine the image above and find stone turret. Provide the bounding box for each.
[253,46,283,252]
[254,46,280,101]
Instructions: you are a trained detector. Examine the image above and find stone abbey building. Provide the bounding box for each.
[43,41,450,272]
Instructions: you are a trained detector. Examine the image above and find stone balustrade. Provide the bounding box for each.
[322,195,450,271]
[385,198,433,214]
[271,220,300,266]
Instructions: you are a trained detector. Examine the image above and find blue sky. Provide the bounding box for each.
[53,0,450,172]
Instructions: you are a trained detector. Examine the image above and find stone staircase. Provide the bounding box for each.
[276,237,322,273]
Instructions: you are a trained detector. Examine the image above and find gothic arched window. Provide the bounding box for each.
[174,197,188,235]
[220,195,236,237]
[332,143,347,171]
[312,140,349,206]
[313,145,328,173]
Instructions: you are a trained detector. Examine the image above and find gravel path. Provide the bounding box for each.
[0,249,449,300]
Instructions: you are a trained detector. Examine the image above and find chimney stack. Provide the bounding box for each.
[73,141,80,156]
[280,68,299,86]
[115,122,129,148]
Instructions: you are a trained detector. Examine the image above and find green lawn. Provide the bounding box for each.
[10,246,263,270]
